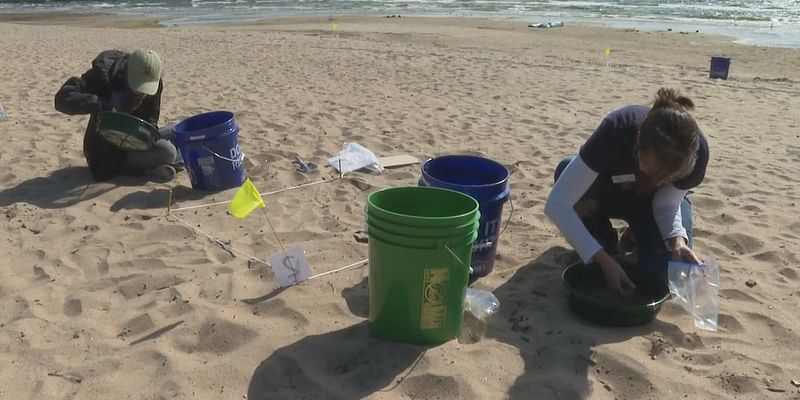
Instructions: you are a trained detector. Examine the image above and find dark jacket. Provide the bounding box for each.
[55,50,163,181]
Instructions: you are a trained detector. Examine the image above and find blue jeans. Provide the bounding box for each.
[554,156,693,281]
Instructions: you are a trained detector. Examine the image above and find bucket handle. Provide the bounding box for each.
[443,244,475,276]
[500,197,514,236]
[200,144,246,164]
[443,244,467,267]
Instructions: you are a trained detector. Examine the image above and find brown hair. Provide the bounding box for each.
[638,88,700,177]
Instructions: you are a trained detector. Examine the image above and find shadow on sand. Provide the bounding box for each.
[0,166,115,209]
[109,185,215,212]
[0,166,211,212]
[249,246,695,400]
[489,246,693,399]
[247,321,427,400]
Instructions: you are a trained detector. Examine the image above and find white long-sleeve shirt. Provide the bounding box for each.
[544,155,689,264]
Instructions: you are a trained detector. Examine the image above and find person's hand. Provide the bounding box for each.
[594,250,637,296]
[126,93,145,112]
[94,96,114,112]
[667,237,702,264]
[107,89,146,113]
[117,92,145,113]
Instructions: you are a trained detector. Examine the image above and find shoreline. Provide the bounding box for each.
[0,11,162,28]
[1,10,799,49]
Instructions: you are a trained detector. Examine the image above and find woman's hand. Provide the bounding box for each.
[667,237,702,264]
[594,250,637,296]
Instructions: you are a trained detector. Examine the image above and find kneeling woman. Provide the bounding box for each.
[545,88,709,295]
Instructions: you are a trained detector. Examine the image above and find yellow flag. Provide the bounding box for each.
[332,23,338,31]
[229,178,265,219]
[604,47,612,57]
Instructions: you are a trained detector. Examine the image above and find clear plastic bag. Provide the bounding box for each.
[667,255,720,332]
[0,102,7,121]
[459,288,500,344]
[328,142,383,174]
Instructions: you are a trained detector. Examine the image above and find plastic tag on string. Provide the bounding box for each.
[269,247,312,287]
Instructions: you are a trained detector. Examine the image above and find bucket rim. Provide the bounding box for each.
[422,154,510,191]
[367,186,480,225]
[366,204,480,228]
[174,110,237,143]
[367,223,478,250]
[366,213,480,239]
[98,111,159,131]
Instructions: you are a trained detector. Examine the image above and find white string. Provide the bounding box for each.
[168,213,270,266]
[165,174,367,286]
[167,212,367,281]
[169,177,340,212]
[307,258,369,280]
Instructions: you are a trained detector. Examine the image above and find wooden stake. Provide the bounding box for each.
[167,189,174,216]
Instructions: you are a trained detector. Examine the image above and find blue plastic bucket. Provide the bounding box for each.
[174,111,245,191]
[418,155,511,282]
[709,56,731,80]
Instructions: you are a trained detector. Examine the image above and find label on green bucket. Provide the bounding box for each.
[420,268,449,330]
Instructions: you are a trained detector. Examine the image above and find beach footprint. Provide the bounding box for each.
[251,298,310,331]
[117,313,156,341]
[720,288,761,304]
[779,267,798,281]
[63,297,82,317]
[716,313,745,334]
[710,232,764,255]
[713,372,762,396]
[690,195,724,211]
[399,374,475,399]
[176,317,257,354]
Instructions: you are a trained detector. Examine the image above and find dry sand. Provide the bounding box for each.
[1,15,799,400]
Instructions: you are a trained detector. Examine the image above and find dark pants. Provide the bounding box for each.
[123,125,180,174]
[554,156,693,280]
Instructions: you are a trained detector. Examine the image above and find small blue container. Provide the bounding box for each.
[174,111,245,191]
[709,56,731,80]
[418,155,511,282]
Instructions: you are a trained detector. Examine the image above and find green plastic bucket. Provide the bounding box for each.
[366,187,480,345]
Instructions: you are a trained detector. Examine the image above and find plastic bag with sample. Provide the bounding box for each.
[667,255,720,332]
[459,288,501,343]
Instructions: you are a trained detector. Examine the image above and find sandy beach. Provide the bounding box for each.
[1,14,799,399]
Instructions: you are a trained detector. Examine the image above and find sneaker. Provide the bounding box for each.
[171,147,185,171]
[146,164,176,183]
